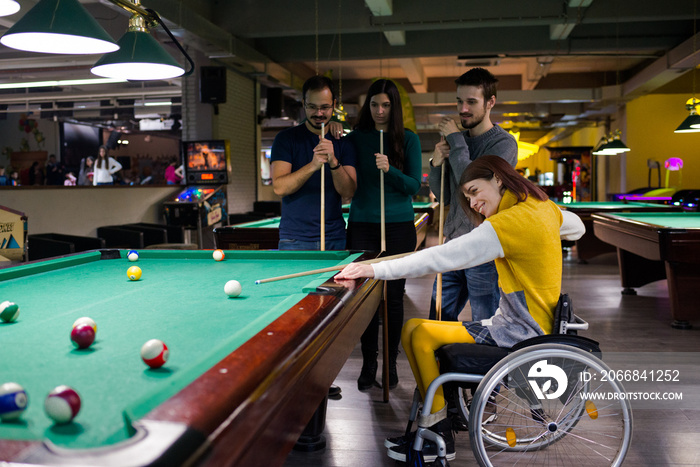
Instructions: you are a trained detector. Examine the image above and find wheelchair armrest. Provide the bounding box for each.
[559,313,589,334]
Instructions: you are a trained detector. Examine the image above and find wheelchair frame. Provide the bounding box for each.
[405,304,633,466]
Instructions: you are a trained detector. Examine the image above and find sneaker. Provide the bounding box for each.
[387,417,455,462]
[384,431,413,449]
[386,438,456,462]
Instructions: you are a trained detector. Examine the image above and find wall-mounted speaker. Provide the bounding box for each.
[266,87,283,118]
[200,66,227,104]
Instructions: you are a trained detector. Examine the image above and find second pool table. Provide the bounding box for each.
[215,212,430,251]
[0,249,382,466]
[592,212,700,329]
[557,201,681,262]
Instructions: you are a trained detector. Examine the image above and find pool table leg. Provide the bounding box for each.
[616,248,666,291]
[666,261,697,330]
[293,396,328,451]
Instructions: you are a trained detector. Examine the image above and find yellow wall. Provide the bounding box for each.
[626,94,700,192]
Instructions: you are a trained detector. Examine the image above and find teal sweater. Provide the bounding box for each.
[346,128,422,223]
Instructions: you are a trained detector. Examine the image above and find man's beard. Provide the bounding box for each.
[461,113,485,130]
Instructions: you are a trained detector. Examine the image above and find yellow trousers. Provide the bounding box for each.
[401,318,476,414]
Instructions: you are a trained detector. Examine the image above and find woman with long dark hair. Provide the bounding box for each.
[337,155,585,461]
[345,79,422,391]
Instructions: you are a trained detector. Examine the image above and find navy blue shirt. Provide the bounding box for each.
[271,123,357,242]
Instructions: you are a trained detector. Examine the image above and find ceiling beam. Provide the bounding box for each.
[397,58,427,93]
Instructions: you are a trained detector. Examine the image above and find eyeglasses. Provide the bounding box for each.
[304,103,333,112]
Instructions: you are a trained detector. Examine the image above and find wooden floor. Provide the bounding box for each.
[284,229,700,467]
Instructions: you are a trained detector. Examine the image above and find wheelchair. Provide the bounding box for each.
[402,295,633,466]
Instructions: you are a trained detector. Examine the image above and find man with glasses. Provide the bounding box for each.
[271,76,357,400]
[271,75,357,251]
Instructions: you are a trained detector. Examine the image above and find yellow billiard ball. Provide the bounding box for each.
[127,266,142,281]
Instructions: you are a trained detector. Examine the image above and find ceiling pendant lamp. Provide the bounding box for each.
[603,130,631,154]
[675,98,700,133]
[91,11,184,80]
[0,0,20,17]
[0,0,118,54]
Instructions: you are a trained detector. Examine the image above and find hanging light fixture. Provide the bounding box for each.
[592,135,610,155]
[0,0,119,54]
[675,0,700,133]
[0,0,20,17]
[603,129,631,154]
[91,0,193,80]
[675,97,700,132]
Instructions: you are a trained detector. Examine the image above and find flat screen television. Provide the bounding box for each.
[60,122,100,172]
[182,140,229,185]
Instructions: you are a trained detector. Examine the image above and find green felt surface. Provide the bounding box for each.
[557,201,674,209]
[601,212,700,229]
[0,250,360,449]
[236,212,351,229]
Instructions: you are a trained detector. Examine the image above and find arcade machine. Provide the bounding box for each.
[163,140,230,248]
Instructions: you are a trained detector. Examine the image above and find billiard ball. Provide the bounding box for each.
[71,324,96,349]
[141,339,169,369]
[224,280,242,297]
[72,317,97,333]
[127,250,139,262]
[127,266,142,281]
[44,385,81,424]
[0,382,28,422]
[0,301,19,323]
[213,249,225,261]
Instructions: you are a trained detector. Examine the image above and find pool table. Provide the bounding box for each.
[343,201,440,225]
[592,212,700,329]
[0,249,382,466]
[215,212,430,251]
[557,201,681,262]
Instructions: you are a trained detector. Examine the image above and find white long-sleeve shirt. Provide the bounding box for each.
[92,157,122,185]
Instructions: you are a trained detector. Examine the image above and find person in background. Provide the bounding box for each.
[9,169,20,186]
[64,172,77,186]
[345,79,422,391]
[0,166,9,186]
[28,161,44,186]
[77,156,94,186]
[336,155,585,462]
[427,67,518,323]
[165,158,183,185]
[93,145,122,186]
[45,154,64,185]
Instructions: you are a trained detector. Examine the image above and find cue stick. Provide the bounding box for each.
[435,144,446,321]
[253,251,416,284]
[320,122,326,251]
[379,129,389,402]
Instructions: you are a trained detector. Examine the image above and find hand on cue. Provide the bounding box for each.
[335,263,375,280]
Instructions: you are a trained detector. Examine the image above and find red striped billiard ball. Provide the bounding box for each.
[44,385,81,424]
[71,324,95,349]
[141,339,169,368]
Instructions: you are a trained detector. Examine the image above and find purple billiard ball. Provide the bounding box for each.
[71,324,95,349]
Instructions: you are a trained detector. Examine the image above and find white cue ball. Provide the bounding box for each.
[224,280,242,297]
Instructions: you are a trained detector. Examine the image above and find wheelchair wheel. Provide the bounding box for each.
[468,344,632,467]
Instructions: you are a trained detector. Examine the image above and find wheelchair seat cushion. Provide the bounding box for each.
[511,334,601,357]
[436,343,510,375]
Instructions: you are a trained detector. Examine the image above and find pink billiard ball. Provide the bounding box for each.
[141,339,169,369]
[44,385,81,424]
[70,324,95,349]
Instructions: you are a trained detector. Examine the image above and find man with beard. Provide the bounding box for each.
[427,67,518,323]
[271,75,357,251]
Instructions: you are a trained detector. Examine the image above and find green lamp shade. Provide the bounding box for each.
[674,114,700,133]
[91,30,184,80]
[0,0,118,54]
[603,138,631,154]
[0,0,20,17]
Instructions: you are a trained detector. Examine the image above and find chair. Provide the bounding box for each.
[404,295,633,466]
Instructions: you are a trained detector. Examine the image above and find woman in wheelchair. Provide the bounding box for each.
[336,155,586,462]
